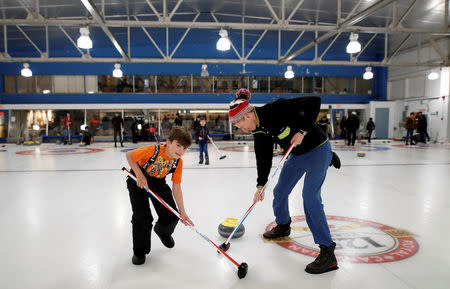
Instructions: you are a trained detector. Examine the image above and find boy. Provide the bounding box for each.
[195,118,210,165]
[229,88,341,274]
[125,127,194,265]
[80,126,93,146]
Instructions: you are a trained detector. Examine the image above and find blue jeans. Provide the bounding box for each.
[272,141,333,246]
[199,140,208,157]
[406,128,414,144]
[64,128,72,143]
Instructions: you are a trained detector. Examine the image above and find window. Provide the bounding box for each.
[324,77,349,94]
[158,76,191,93]
[54,75,84,93]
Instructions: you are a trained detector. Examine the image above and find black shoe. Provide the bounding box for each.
[305,242,339,274]
[121,143,124,147]
[329,152,341,169]
[263,220,291,239]
[154,224,175,248]
[199,156,203,164]
[132,254,146,265]
[205,156,209,165]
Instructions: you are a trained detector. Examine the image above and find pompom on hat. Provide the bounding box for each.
[229,88,254,124]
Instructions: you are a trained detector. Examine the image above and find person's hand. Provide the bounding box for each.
[253,187,265,202]
[198,137,203,140]
[291,132,305,147]
[179,211,194,226]
[136,173,148,190]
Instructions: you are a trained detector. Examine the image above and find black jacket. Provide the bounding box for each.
[347,115,360,131]
[112,116,124,130]
[195,126,209,142]
[366,120,375,131]
[252,96,327,187]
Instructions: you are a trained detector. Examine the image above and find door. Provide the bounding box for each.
[375,108,389,139]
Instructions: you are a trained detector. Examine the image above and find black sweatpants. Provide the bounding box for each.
[127,176,179,256]
[114,128,123,146]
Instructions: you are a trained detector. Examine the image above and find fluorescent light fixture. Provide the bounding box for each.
[208,110,228,113]
[191,110,207,113]
[80,124,87,131]
[363,67,373,80]
[284,65,294,79]
[427,71,439,80]
[21,63,32,77]
[216,29,231,51]
[43,89,51,94]
[32,124,40,131]
[137,124,142,130]
[346,33,361,54]
[88,91,94,94]
[112,63,123,78]
[201,64,209,77]
[77,27,93,49]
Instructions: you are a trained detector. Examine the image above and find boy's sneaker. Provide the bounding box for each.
[262,220,291,239]
[132,254,146,265]
[154,224,175,248]
[305,242,339,274]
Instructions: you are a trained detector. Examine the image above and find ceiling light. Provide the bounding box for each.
[112,63,123,78]
[201,64,209,77]
[43,89,51,94]
[21,63,32,77]
[216,29,231,51]
[33,124,40,131]
[77,27,93,49]
[427,71,439,80]
[363,67,373,80]
[346,33,361,54]
[284,65,294,79]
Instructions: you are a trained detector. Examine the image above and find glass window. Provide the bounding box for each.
[158,76,191,93]
[17,75,37,93]
[134,76,145,93]
[193,76,213,93]
[270,76,301,93]
[249,76,269,93]
[36,76,52,94]
[303,77,313,93]
[145,76,156,93]
[355,78,372,94]
[85,75,98,93]
[314,77,323,94]
[3,75,15,93]
[324,77,349,94]
[54,75,84,93]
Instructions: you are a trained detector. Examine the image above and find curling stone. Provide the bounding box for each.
[357,151,366,157]
[218,218,245,239]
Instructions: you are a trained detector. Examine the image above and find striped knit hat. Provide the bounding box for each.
[229,88,254,124]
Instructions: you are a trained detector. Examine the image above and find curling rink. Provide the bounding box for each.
[0,140,449,289]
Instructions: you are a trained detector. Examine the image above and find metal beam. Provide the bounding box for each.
[80,0,129,60]
[264,0,279,23]
[428,36,447,63]
[355,33,378,59]
[133,15,165,58]
[282,27,308,58]
[1,56,444,67]
[246,19,276,60]
[287,0,305,22]
[170,13,200,58]
[3,24,9,58]
[16,25,44,56]
[396,0,417,27]
[58,25,86,57]
[145,0,161,20]
[0,18,448,35]
[387,33,412,62]
[169,0,183,20]
[320,32,341,59]
[337,0,341,25]
[280,0,397,62]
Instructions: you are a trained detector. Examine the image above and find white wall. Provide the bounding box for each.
[387,39,450,143]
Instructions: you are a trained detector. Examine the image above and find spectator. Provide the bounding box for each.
[346,112,360,146]
[417,112,428,144]
[112,112,124,147]
[174,113,183,127]
[405,112,416,145]
[131,118,139,144]
[81,126,93,146]
[63,112,74,145]
[195,118,210,165]
[340,115,348,143]
[317,115,330,135]
[366,117,375,143]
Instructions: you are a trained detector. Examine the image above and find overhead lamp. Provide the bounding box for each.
[201,64,209,77]
[216,29,231,51]
[32,124,40,131]
[346,33,361,54]
[112,63,123,78]
[363,67,373,80]
[43,89,51,94]
[284,65,294,79]
[427,71,439,80]
[21,63,32,77]
[77,27,93,49]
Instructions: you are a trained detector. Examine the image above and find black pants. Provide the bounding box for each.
[127,177,179,256]
[367,129,373,143]
[114,128,123,146]
[347,129,357,146]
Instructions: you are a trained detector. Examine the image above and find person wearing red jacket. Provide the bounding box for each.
[63,112,74,145]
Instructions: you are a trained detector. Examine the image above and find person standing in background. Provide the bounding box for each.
[405,112,416,145]
[112,112,124,147]
[340,115,348,144]
[63,112,74,145]
[346,112,360,146]
[366,118,375,143]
